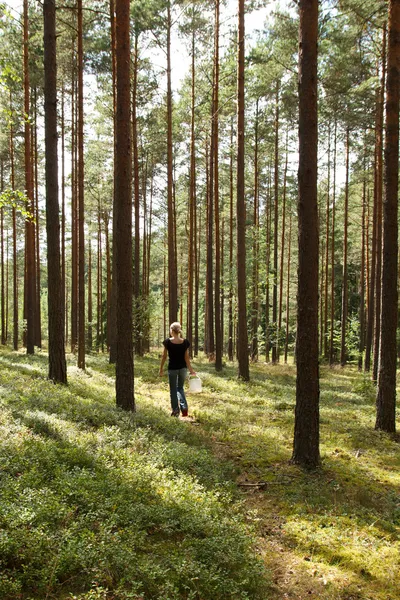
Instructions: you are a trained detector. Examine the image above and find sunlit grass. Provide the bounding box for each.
[0,347,399,599]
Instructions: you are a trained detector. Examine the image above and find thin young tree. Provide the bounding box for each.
[43,0,67,383]
[214,0,222,371]
[115,0,134,410]
[236,0,249,381]
[167,0,178,324]
[292,0,320,468]
[24,0,36,355]
[376,0,400,433]
[77,0,85,369]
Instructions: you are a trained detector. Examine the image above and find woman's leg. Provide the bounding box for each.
[177,368,188,415]
[168,370,180,415]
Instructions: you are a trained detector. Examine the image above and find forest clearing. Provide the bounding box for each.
[0,348,399,600]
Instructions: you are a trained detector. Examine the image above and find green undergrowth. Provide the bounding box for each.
[0,349,268,600]
[0,348,399,600]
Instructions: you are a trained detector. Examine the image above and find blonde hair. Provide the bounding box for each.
[170,322,183,337]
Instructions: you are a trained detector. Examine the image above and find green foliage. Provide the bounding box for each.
[0,349,268,600]
[0,189,34,220]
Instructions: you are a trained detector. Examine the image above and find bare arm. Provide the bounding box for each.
[159,347,167,376]
[185,349,196,375]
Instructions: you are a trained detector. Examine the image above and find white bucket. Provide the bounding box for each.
[188,375,202,393]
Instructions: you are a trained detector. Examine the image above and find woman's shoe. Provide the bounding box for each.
[171,409,180,417]
[181,409,188,417]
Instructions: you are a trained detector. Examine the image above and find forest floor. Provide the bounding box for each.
[0,347,399,600]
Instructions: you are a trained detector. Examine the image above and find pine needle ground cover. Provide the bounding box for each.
[0,349,399,600]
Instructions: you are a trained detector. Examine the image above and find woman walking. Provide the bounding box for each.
[159,322,196,416]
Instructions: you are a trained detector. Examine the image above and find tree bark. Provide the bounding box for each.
[115,0,134,410]
[340,128,350,367]
[43,0,67,383]
[236,0,249,381]
[24,0,36,355]
[167,1,178,325]
[77,0,85,370]
[373,28,387,382]
[376,3,400,433]
[292,0,320,468]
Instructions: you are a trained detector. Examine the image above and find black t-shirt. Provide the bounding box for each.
[163,338,190,370]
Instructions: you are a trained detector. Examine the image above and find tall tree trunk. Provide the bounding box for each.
[109,0,117,363]
[104,212,111,350]
[359,142,367,370]
[24,0,36,355]
[329,119,337,365]
[278,132,289,360]
[10,92,18,351]
[272,81,280,364]
[236,0,249,381]
[292,0,320,468]
[214,0,222,371]
[132,32,142,356]
[88,235,93,350]
[43,0,67,383]
[33,89,41,348]
[340,128,350,367]
[167,1,177,324]
[373,29,387,382]
[77,0,85,369]
[284,212,292,363]
[251,101,259,362]
[71,49,78,353]
[376,3,399,432]
[115,0,134,410]
[188,18,196,355]
[228,120,234,362]
[61,86,66,344]
[265,168,272,362]
[323,123,331,359]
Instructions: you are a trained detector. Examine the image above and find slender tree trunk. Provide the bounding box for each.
[228,120,234,362]
[33,89,41,348]
[265,168,272,362]
[104,212,111,350]
[10,95,18,350]
[278,132,289,360]
[323,123,331,358]
[24,0,36,355]
[329,120,337,365]
[109,0,117,363]
[71,49,78,353]
[115,0,134,410]
[88,235,93,350]
[214,0,222,371]
[284,212,292,363]
[77,0,85,369]
[61,86,66,343]
[376,3,399,432]
[167,1,177,325]
[359,142,367,370]
[251,101,259,362]
[340,128,350,367]
[236,0,249,381]
[373,29,387,382]
[188,19,196,355]
[292,0,320,468]
[132,32,141,356]
[272,81,280,363]
[43,0,67,383]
